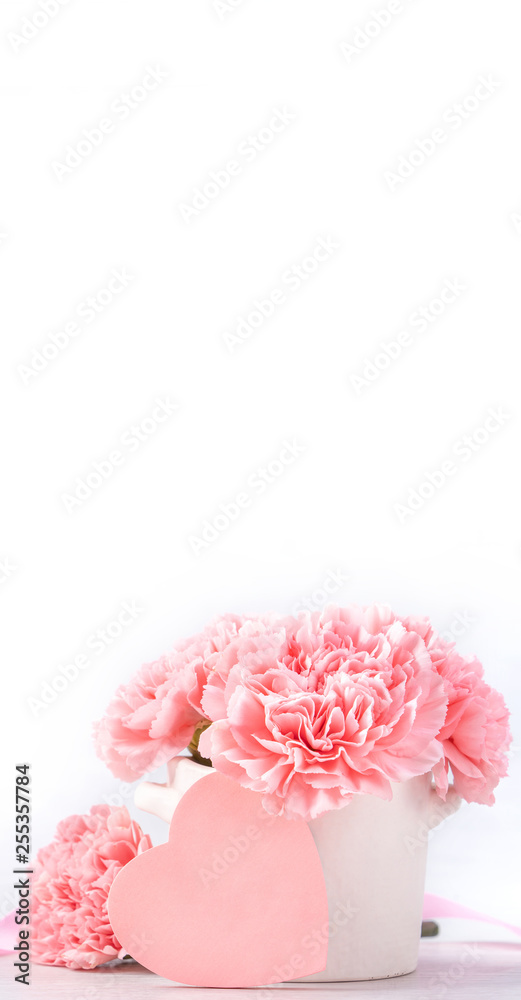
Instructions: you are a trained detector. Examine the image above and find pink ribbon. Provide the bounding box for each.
[423,893,521,938]
[0,912,17,956]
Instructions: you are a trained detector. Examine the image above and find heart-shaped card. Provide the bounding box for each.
[108,770,328,987]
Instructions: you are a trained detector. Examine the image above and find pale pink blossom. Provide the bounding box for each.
[200,606,449,819]
[94,604,511,818]
[402,616,511,804]
[32,805,152,970]
[93,614,269,780]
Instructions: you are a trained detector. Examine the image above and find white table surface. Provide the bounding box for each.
[1,941,520,999]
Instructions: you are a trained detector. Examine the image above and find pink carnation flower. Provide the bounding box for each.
[200,605,449,820]
[32,805,152,970]
[93,614,270,780]
[402,617,511,804]
[94,604,511,818]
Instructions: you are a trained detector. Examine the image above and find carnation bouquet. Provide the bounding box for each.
[93,605,511,820]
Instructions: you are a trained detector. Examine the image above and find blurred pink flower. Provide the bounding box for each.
[93,614,269,780]
[32,805,152,970]
[402,617,511,804]
[200,606,449,819]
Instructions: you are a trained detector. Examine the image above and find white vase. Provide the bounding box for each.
[135,757,460,983]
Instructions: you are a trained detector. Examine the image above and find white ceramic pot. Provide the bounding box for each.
[135,757,460,983]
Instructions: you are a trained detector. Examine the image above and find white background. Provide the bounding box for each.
[1,0,520,941]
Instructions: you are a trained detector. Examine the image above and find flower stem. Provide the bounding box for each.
[188,722,213,767]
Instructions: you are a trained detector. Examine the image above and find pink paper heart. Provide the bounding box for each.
[108,770,328,987]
